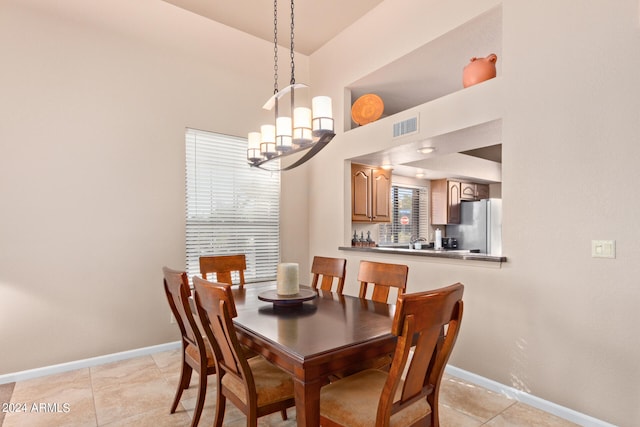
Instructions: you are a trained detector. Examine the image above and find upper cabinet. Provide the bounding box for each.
[432,179,491,224]
[431,179,461,225]
[461,182,490,200]
[351,163,391,223]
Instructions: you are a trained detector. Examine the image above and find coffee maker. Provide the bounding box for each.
[442,237,458,249]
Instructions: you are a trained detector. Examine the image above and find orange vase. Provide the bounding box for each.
[462,53,498,88]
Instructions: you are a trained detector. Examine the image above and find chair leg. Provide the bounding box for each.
[214,392,226,427]
[280,409,288,420]
[430,394,440,427]
[248,408,258,427]
[170,362,193,413]
[190,369,208,427]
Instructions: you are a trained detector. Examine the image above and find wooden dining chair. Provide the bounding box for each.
[193,277,296,427]
[319,283,465,427]
[310,256,347,294]
[358,260,409,303]
[162,267,216,427]
[200,254,246,288]
[328,260,408,379]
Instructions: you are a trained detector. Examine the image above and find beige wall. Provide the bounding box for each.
[2,0,639,425]
[300,0,640,425]
[0,0,309,373]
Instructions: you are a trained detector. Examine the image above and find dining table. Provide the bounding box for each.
[231,282,397,427]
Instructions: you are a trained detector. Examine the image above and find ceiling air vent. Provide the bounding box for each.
[392,115,419,138]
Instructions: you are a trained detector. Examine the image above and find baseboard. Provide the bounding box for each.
[0,341,181,385]
[0,345,616,427]
[445,365,617,427]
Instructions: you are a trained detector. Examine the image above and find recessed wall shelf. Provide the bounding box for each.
[345,5,502,131]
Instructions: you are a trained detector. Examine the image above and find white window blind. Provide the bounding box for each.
[185,128,280,283]
[379,185,428,244]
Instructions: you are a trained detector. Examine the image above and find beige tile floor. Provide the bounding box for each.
[1,349,579,427]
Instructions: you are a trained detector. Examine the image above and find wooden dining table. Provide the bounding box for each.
[231,282,397,427]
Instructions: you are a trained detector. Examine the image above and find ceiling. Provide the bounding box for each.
[160,0,384,55]
[162,1,503,181]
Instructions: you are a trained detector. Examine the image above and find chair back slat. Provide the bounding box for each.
[357,260,408,303]
[162,267,202,347]
[199,255,247,287]
[311,256,347,294]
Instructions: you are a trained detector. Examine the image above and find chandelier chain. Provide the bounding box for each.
[273,0,279,94]
[248,0,335,171]
[290,0,295,85]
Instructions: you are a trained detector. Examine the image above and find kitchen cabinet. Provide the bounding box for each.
[476,183,490,199]
[430,179,461,224]
[351,163,391,222]
[461,182,490,200]
[461,182,476,200]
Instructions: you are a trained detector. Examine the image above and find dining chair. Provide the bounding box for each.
[162,267,216,427]
[319,283,465,427]
[358,260,409,304]
[328,260,408,379]
[199,254,246,288]
[193,277,296,427]
[310,256,347,294]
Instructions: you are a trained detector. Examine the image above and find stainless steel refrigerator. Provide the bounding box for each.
[447,199,502,255]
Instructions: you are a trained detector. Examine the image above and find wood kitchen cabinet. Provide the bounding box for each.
[461,182,490,200]
[461,182,477,200]
[476,183,490,199]
[351,163,391,222]
[430,179,461,224]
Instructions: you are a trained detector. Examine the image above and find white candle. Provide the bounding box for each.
[277,263,299,296]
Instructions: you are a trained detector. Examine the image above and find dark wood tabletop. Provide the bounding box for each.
[231,282,397,427]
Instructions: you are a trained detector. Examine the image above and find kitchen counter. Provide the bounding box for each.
[338,246,507,263]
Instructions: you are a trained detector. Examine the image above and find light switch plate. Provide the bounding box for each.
[592,240,616,258]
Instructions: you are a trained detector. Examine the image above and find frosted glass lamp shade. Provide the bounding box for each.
[276,116,293,152]
[247,131,263,162]
[260,124,277,158]
[293,107,313,146]
[312,96,334,135]
[312,96,332,118]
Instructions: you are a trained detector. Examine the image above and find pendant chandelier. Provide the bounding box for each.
[247,0,335,171]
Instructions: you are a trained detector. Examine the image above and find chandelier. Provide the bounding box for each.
[247,0,335,171]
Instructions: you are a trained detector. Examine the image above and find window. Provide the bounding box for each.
[185,128,280,283]
[379,185,428,245]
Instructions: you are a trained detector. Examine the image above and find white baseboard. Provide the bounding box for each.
[0,345,616,427]
[0,341,181,385]
[445,365,618,427]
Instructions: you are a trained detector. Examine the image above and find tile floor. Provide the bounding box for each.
[1,349,580,426]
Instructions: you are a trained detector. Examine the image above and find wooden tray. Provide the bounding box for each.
[258,288,317,307]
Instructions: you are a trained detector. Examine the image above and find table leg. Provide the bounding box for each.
[293,376,323,427]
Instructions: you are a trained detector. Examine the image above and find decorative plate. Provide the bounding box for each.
[351,94,384,126]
